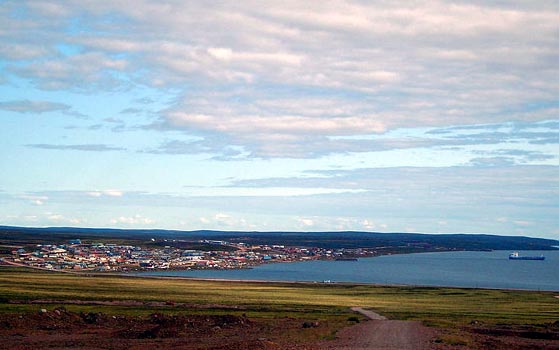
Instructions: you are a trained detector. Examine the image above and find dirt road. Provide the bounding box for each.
[350,307,387,320]
[320,308,435,350]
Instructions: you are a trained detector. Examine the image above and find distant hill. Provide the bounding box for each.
[1,225,558,252]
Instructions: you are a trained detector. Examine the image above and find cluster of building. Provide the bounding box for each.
[6,238,377,272]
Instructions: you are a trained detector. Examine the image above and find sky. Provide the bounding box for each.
[0,1,558,238]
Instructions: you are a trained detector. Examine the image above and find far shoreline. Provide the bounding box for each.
[3,249,556,292]
[126,249,559,292]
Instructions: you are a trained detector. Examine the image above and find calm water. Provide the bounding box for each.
[139,250,559,291]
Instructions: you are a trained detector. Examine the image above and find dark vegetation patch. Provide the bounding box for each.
[431,321,559,350]
[1,225,558,251]
[469,322,559,340]
[149,240,239,252]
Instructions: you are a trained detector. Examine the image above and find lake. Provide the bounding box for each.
[138,250,559,291]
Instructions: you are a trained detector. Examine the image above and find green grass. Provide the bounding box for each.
[0,267,557,327]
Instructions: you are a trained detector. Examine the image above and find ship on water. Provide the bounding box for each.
[508,252,545,261]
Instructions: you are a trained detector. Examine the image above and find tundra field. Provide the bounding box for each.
[0,267,558,349]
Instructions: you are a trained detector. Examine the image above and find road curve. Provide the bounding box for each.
[351,307,387,320]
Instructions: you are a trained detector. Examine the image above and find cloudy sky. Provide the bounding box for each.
[1,1,558,238]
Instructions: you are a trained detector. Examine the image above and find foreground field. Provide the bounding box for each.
[0,267,558,349]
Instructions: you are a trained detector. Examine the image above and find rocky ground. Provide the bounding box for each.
[0,307,558,349]
[0,308,333,350]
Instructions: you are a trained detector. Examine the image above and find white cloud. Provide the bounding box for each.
[22,215,39,222]
[27,1,71,17]
[0,44,50,60]
[513,220,532,227]
[165,112,387,136]
[4,2,556,105]
[207,47,233,61]
[110,214,154,225]
[86,190,124,197]
[196,212,254,229]
[362,219,376,230]
[48,214,81,225]
[1,8,556,113]
[104,190,124,197]
[86,192,102,197]
[293,216,387,231]
[10,52,128,90]
[28,144,125,152]
[298,218,314,227]
[18,195,48,206]
[214,213,231,221]
[213,212,239,227]
[0,99,70,113]
[1,0,558,160]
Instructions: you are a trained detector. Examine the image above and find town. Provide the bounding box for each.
[4,238,377,272]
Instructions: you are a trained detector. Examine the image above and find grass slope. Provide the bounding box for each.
[0,267,557,327]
